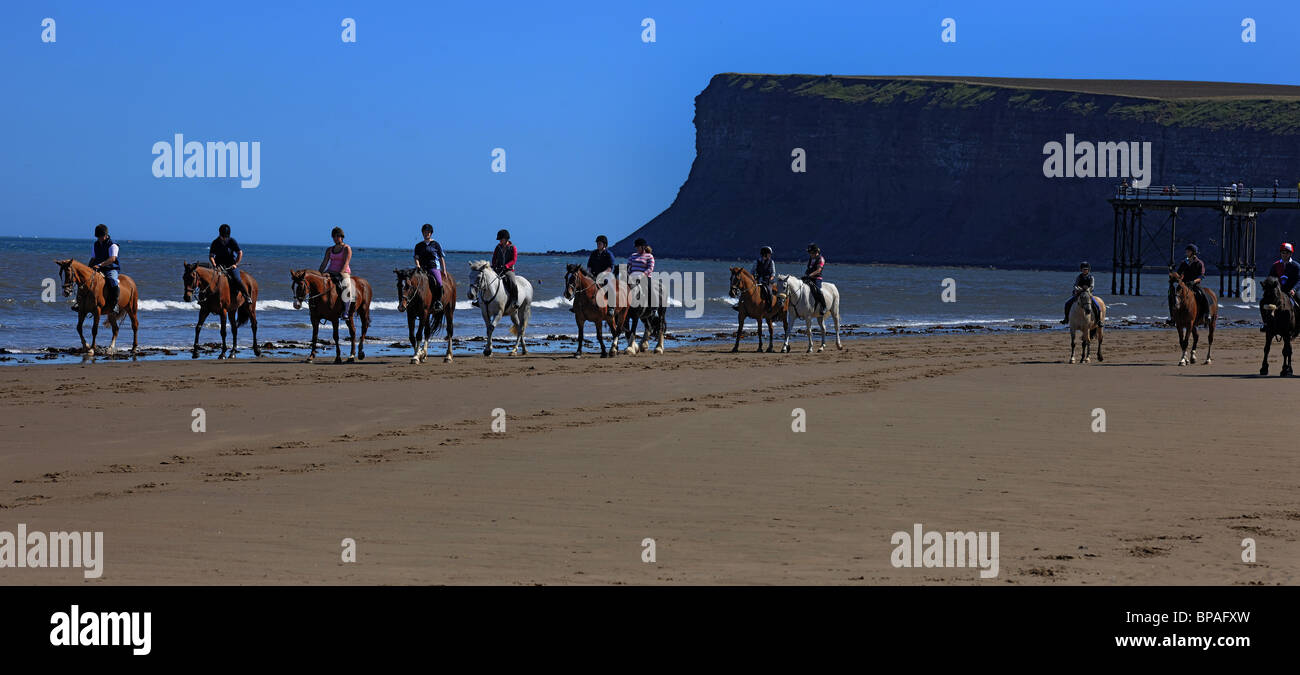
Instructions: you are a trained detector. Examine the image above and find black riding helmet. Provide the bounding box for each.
[807,243,820,255]
[760,246,772,256]
[497,229,510,241]
[634,238,647,248]
[1079,261,1090,270]
[1185,243,1199,256]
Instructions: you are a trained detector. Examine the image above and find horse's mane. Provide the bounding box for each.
[468,260,490,270]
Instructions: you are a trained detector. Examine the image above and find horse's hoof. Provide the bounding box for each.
[1204,359,1211,365]
[443,356,453,363]
[730,347,739,353]
[357,353,365,361]
[1261,367,1269,376]
[573,353,583,359]
[1096,354,1103,362]
[1178,360,1187,366]
[334,357,344,364]
[191,351,200,360]
[654,347,663,355]
[1069,358,1076,364]
[410,357,421,364]
[817,346,825,353]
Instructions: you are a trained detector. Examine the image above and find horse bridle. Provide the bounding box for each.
[470,267,505,302]
[293,272,332,306]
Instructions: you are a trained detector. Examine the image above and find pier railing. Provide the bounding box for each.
[1112,185,1300,206]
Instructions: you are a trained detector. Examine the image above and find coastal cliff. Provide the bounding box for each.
[616,74,1300,270]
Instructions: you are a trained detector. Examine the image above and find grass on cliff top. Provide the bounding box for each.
[721,73,1300,133]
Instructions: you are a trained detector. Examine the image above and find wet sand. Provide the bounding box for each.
[0,327,1296,585]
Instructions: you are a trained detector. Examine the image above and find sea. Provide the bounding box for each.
[0,237,1263,364]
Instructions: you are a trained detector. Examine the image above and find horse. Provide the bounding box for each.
[621,272,668,355]
[182,262,260,359]
[289,269,372,363]
[1258,276,1298,376]
[1168,271,1217,366]
[395,267,457,364]
[563,265,628,358]
[54,259,139,355]
[467,261,532,357]
[728,267,789,353]
[777,274,842,353]
[1067,286,1106,364]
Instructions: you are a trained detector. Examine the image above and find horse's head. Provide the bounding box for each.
[728,267,746,298]
[54,259,77,297]
[1260,276,1285,319]
[395,268,419,312]
[1074,286,1092,315]
[289,269,310,310]
[182,261,204,303]
[466,260,491,302]
[774,274,793,294]
[563,264,584,300]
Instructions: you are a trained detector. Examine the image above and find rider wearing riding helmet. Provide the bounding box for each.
[1176,244,1209,317]
[740,246,777,308]
[413,223,445,313]
[1263,243,1300,334]
[209,224,249,306]
[487,229,518,309]
[319,226,356,321]
[571,234,616,316]
[802,243,827,314]
[85,224,121,313]
[1061,261,1099,324]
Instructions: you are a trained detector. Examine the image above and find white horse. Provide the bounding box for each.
[777,274,842,353]
[467,261,532,357]
[1067,286,1106,364]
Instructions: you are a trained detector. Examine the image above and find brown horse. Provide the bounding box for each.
[54,259,139,355]
[563,265,628,358]
[290,269,372,363]
[728,267,789,353]
[1258,276,1298,376]
[182,262,260,359]
[1168,271,1217,366]
[395,268,457,363]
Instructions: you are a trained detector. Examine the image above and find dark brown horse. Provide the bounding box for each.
[182,262,260,359]
[395,268,457,363]
[290,269,372,363]
[728,267,789,353]
[563,265,628,358]
[1258,276,1298,376]
[55,259,139,355]
[1168,271,1217,366]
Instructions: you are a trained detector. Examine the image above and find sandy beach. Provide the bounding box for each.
[1,327,1296,585]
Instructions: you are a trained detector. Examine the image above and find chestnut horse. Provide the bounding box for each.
[395,268,457,363]
[728,267,789,353]
[290,269,372,363]
[54,259,139,355]
[563,265,628,358]
[1168,271,1217,366]
[182,262,260,359]
[1258,276,1298,376]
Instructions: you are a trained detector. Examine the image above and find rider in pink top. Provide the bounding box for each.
[319,227,355,319]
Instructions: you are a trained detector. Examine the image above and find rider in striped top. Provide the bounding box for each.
[627,238,654,277]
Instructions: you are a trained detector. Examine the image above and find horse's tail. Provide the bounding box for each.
[235,302,252,328]
[428,311,445,336]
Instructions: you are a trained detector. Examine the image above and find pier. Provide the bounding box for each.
[1109,185,1300,296]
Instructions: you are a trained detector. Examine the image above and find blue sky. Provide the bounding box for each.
[2,0,1298,250]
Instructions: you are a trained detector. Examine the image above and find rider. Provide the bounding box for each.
[413,223,445,313]
[84,224,121,313]
[803,243,827,314]
[627,238,656,306]
[208,224,248,307]
[318,227,355,321]
[1264,243,1300,334]
[1061,261,1099,324]
[571,234,615,315]
[1176,244,1209,317]
[738,246,777,309]
[486,229,518,309]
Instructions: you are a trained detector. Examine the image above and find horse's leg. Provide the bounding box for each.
[1095,322,1103,362]
[483,312,495,357]
[781,311,793,353]
[805,316,814,353]
[76,311,89,353]
[129,306,139,355]
[345,314,357,362]
[834,305,843,350]
[359,305,369,361]
[816,316,827,353]
[1189,325,1199,364]
[752,314,763,352]
[443,308,455,363]
[1261,330,1273,375]
[1282,334,1293,377]
[307,315,319,363]
[229,305,239,358]
[217,309,228,359]
[333,319,343,364]
[732,311,744,353]
[1069,328,1077,364]
[193,307,209,358]
[1204,315,1214,365]
[249,303,260,357]
[575,318,586,358]
[408,312,420,364]
[654,309,665,354]
[89,309,100,355]
[1177,326,1189,365]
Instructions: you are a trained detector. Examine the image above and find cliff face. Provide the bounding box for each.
[616,74,1300,270]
